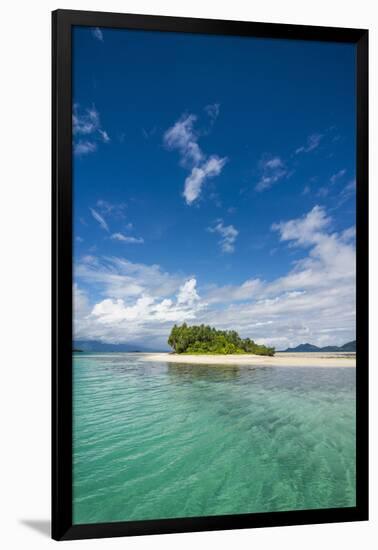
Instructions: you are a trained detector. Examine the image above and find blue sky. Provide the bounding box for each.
[73,26,356,350]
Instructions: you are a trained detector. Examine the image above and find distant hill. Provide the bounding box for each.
[281,340,356,353]
[73,340,162,353]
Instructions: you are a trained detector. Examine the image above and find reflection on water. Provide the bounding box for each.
[167,362,245,380]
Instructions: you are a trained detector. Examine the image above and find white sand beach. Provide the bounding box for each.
[139,352,356,368]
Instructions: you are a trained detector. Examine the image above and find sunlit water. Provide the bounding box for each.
[73,353,356,524]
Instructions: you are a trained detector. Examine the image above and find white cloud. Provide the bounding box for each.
[74,283,91,318]
[272,205,330,246]
[92,27,103,41]
[75,278,204,345]
[184,155,227,205]
[177,278,200,306]
[75,256,185,301]
[163,114,203,167]
[205,278,262,304]
[74,141,97,156]
[330,169,346,184]
[111,233,144,244]
[89,208,109,232]
[73,105,100,135]
[164,112,227,205]
[205,103,220,122]
[341,226,356,242]
[96,199,127,219]
[208,219,239,253]
[255,156,288,191]
[200,206,355,348]
[98,129,110,143]
[74,206,355,350]
[295,133,323,154]
[344,179,356,193]
[73,105,110,155]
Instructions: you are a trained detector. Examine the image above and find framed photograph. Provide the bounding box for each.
[52,9,368,541]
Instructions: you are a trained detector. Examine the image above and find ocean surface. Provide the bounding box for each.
[73,353,356,524]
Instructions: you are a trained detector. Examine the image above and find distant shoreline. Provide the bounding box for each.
[139,352,356,368]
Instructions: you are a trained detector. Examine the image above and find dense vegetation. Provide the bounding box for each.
[168,323,275,356]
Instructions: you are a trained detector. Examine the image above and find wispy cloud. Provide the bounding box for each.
[335,178,356,208]
[90,208,109,232]
[255,156,288,192]
[96,199,127,219]
[142,126,157,140]
[205,102,220,122]
[164,114,203,167]
[92,27,103,42]
[330,169,346,184]
[73,105,100,135]
[316,186,329,198]
[98,129,110,143]
[208,219,239,253]
[74,141,97,156]
[295,133,323,154]
[73,105,110,156]
[111,233,144,244]
[163,112,227,205]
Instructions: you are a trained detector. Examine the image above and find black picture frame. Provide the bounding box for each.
[52,9,369,541]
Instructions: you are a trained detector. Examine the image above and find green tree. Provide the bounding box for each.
[167,324,275,356]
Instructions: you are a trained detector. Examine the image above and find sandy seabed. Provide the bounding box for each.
[139,352,356,368]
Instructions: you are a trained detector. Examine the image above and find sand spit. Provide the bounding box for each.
[139,352,356,368]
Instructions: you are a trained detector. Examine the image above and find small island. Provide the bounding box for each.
[168,323,275,356]
[139,323,356,367]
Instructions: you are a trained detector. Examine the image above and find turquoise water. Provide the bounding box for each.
[73,353,356,524]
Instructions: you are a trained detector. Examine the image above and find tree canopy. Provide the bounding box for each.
[168,323,275,356]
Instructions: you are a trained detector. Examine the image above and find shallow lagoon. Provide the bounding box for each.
[73,353,356,524]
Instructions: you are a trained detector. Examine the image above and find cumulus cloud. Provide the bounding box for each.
[74,206,355,350]
[177,278,200,306]
[163,112,227,205]
[75,275,204,346]
[208,219,239,253]
[184,156,227,205]
[200,206,355,348]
